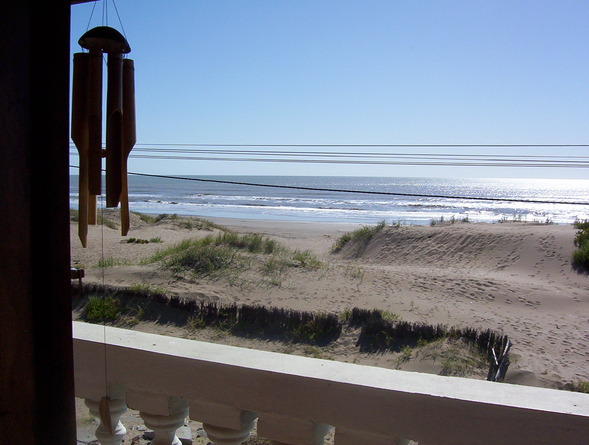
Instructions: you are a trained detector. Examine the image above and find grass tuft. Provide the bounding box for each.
[166,244,235,275]
[144,231,321,281]
[332,220,386,254]
[97,257,128,268]
[131,212,157,224]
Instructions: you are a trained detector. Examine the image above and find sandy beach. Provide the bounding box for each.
[71,212,589,390]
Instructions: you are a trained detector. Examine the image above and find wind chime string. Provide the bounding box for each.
[99,193,109,394]
[85,0,98,33]
[112,0,127,40]
[98,191,114,433]
[73,0,137,431]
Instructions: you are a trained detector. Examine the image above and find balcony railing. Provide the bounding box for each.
[73,321,589,445]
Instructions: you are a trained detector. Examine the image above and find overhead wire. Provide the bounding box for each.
[126,154,589,169]
[132,143,589,148]
[69,143,589,168]
[130,147,589,161]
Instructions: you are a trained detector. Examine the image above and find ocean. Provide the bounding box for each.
[69,175,589,225]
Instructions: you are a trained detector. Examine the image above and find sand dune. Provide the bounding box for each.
[334,223,589,386]
[71,216,589,389]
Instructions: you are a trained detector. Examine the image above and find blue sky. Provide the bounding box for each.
[70,1,589,179]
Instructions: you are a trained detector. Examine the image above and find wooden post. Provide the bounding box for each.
[0,1,76,443]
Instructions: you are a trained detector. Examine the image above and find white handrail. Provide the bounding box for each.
[73,321,589,444]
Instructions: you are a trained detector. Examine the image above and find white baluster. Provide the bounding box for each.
[84,398,127,445]
[256,413,331,445]
[140,406,189,445]
[202,420,256,444]
[126,393,189,445]
[190,401,257,445]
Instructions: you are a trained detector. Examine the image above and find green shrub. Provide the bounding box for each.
[85,296,121,322]
[572,220,589,272]
[570,380,589,394]
[572,244,589,271]
[574,227,589,248]
[574,219,589,231]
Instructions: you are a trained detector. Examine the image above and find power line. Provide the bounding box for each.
[134,143,589,148]
[129,148,589,163]
[125,154,589,168]
[68,165,589,206]
[69,144,589,168]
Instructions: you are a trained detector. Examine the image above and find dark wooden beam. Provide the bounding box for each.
[0,1,75,444]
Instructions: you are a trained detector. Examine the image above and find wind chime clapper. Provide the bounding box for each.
[72,26,136,248]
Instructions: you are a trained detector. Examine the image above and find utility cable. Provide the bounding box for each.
[126,154,589,169]
[133,143,589,148]
[130,147,589,161]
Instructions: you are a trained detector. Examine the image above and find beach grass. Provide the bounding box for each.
[128,283,168,296]
[439,341,488,377]
[166,244,236,275]
[143,231,322,280]
[332,220,386,254]
[97,257,129,268]
[131,211,228,232]
[430,215,470,226]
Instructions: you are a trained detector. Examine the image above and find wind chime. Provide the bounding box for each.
[72,26,136,247]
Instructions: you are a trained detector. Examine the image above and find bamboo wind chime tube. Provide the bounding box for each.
[71,53,90,247]
[87,49,103,209]
[74,26,134,246]
[121,59,136,236]
[106,52,124,208]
